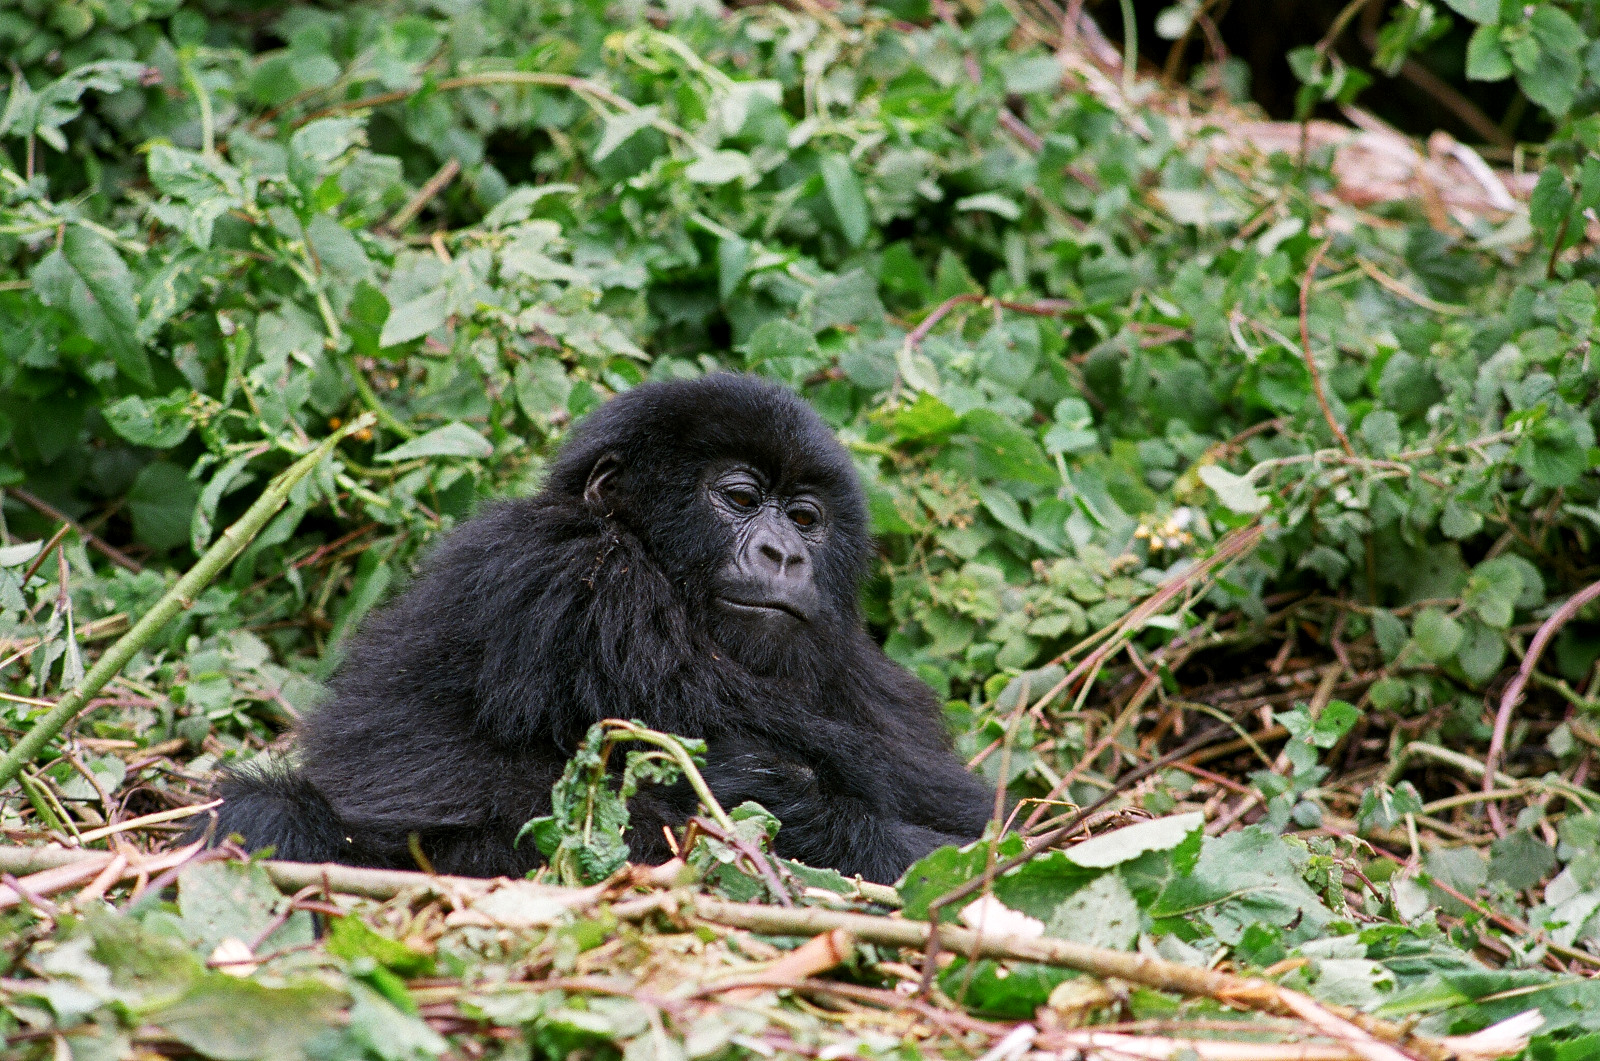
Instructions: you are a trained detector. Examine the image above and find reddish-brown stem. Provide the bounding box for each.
[1484,576,1600,836]
[1298,238,1355,458]
[5,488,142,573]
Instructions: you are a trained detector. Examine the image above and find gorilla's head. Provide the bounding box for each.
[544,375,872,673]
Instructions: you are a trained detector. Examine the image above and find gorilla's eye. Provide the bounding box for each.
[727,488,759,510]
[789,506,818,528]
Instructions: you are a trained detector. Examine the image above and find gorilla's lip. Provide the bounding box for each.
[716,596,811,623]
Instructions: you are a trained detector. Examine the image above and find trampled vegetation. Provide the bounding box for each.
[2,0,1599,1057]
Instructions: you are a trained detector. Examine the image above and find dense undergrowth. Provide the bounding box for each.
[2,0,1600,1057]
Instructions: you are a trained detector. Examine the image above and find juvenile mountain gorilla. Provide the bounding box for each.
[210,375,994,883]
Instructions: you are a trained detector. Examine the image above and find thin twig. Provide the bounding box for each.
[74,800,223,845]
[3,489,142,573]
[382,158,461,234]
[1484,576,1600,836]
[1298,239,1354,458]
[18,523,72,585]
[1020,667,1158,831]
[1024,523,1265,720]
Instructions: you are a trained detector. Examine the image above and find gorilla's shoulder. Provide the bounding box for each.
[416,496,598,574]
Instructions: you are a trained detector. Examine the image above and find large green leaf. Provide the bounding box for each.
[377,422,493,462]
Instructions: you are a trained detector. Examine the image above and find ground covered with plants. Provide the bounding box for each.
[2,0,1599,1057]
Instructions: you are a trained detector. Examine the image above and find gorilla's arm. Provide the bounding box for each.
[691,670,994,884]
[837,650,998,840]
[689,737,956,883]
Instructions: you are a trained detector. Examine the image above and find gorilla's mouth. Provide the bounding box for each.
[716,596,810,623]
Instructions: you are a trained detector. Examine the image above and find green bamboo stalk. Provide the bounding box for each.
[0,414,374,791]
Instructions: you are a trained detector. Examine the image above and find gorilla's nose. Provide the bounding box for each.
[755,536,806,576]
[721,518,818,622]
[749,521,808,580]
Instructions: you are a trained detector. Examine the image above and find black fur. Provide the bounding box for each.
[208,374,994,883]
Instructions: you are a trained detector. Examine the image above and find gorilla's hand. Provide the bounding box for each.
[703,739,822,815]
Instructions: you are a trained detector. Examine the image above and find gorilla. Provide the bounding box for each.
[208,374,994,884]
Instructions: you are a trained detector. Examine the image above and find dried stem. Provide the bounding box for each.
[1298,238,1355,458]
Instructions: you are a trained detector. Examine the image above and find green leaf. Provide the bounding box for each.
[1150,826,1333,943]
[103,393,192,449]
[1411,608,1464,662]
[955,193,1021,221]
[36,227,152,387]
[1465,25,1514,80]
[1456,619,1506,685]
[959,409,1055,484]
[1529,166,1574,231]
[1517,417,1589,488]
[1440,0,1499,24]
[1,60,145,144]
[192,452,257,554]
[899,835,1027,920]
[1510,7,1585,117]
[129,462,201,552]
[179,860,314,953]
[347,981,449,1059]
[938,958,1072,1018]
[152,976,343,1061]
[1439,500,1483,540]
[717,235,748,300]
[1065,812,1203,868]
[513,358,573,428]
[1488,831,1556,892]
[1366,678,1409,712]
[1306,699,1361,748]
[999,54,1062,94]
[330,552,393,647]
[1376,352,1440,418]
[1198,465,1268,514]
[0,541,43,568]
[1359,409,1401,457]
[592,106,660,162]
[1424,844,1487,916]
[379,288,450,348]
[287,116,363,168]
[811,269,883,331]
[743,318,820,384]
[980,487,1062,555]
[529,722,702,886]
[819,153,870,247]
[893,392,960,442]
[1357,780,1423,831]
[328,917,435,976]
[1464,556,1524,628]
[377,422,493,462]
[685,149,752,185]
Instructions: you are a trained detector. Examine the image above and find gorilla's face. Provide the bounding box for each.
[703,461,826,629]
[551,374,872,676]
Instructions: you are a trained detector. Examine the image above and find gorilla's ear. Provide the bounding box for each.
[584,452,622,508]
